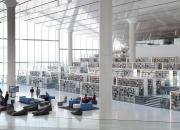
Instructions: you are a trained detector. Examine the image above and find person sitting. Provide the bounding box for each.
[0,95,5,106]
[64,96,67,103]
[44,92,49,101]
[92,94,97,104]
[82,94,89,103]
[0,88,2,96]
[4,91,9,106]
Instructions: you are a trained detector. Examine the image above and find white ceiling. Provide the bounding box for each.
[1,0,180,42]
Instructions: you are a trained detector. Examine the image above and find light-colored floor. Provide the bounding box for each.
[0,84,180,130]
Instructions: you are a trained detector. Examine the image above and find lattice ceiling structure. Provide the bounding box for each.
[1,0,180,44]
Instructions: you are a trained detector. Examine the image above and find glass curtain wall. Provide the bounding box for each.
[72,33,99,62]
[0,1,100,85]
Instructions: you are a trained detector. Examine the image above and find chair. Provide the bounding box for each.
[32,109,49,116]
[71,108,82,116]
[23,103,38,111]
[11,109,28,116]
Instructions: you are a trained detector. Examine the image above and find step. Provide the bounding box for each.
[147,97,162,100]
[145,99,161,104]
[145,105,161,108]
[144,102,161,106]
[144,103,161,107]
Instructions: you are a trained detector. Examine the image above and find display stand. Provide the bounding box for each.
[9,86,19,105]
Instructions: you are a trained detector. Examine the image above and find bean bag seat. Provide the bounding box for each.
[23,103,38,111]
[71,108,82,116]
[7,109,16,115]
[57,96,67,107]
[39,101,50,107]
[38,104,52,111]
[0,106,7,111]
[57,102,63,107]
[11,109,28,116]
[32,109,49,116]
[6,105,15,115]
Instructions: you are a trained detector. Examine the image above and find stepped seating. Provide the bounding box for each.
[144,96,162,108]
[135,96,167,108]
[135,96,149,105]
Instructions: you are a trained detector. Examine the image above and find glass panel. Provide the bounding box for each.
[35,41,42,62]
[19,40,28,62]
[28,41,35,62]
[42,41,49,62]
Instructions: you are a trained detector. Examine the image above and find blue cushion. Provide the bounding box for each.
[80,102,93,111]
[19,96,34,104]
[69,100,81,107]
[48,96,55,101]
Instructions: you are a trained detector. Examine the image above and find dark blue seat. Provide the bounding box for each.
[80,102,93,111]
[19,96,34,104]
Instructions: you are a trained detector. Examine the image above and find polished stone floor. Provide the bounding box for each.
[0,84,180,130]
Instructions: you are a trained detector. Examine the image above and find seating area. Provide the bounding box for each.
[1,98,52,116]
[58,96,99,113]
[2,93,97,117]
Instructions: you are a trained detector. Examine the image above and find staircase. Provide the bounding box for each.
[135,96,148,105]
[144,96,161,108]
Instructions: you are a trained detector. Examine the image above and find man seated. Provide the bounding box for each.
[82,94,89,103]
[44,92,49,101]
[92,94,97,104]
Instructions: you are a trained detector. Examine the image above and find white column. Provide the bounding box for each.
[99,0,112,118]
[68,31,73,66]
[128,20,137,63]
[5,0,17,89]
[58,29,61,100]
[144,78,148,96]
[152,78,157,95]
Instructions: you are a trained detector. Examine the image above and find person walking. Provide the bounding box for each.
[0,88,2,96]
[30,87,34,98]
[4,91,9,106]
[36,87,40,98]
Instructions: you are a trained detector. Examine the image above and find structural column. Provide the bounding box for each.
[68,31,73,66]
[128,20,137,63]
[58,29,61,100]
[5,0,17,88]
[152,79,157,95]
[99,0,112,118]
